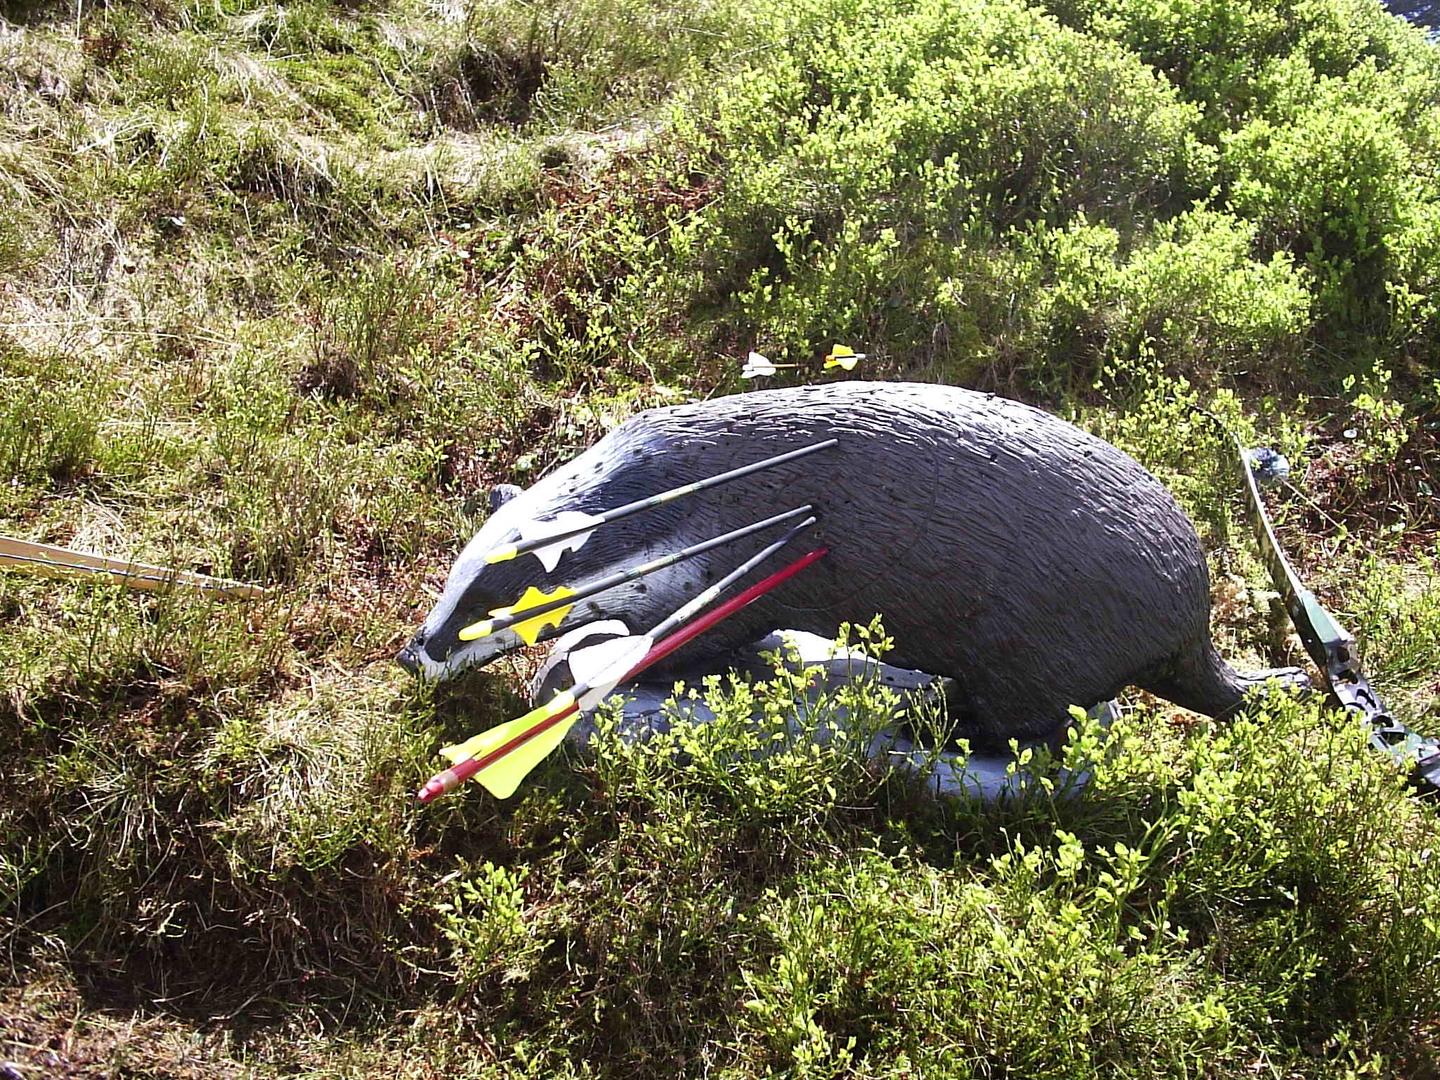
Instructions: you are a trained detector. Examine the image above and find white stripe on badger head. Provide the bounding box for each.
[447,437,625,586]
[521,510,602,572]
[424,486,555,641]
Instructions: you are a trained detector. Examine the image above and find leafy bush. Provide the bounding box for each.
[737,850,1244,1077]
[673,0,1214,372]
[642,0,1440,388]
[1046,0,1429,125]
[1225,89,1414,324]
[300,259,439,403]
[1009,210,1310,386]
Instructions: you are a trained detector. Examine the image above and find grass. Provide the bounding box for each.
[2,0,1440,1076]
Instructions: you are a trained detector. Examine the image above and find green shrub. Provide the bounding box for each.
[1225,89,1414,324]
[1348,546,1440,685]
[652,0,1440,386]
[435,860,545,992]
[300,259,438,403]
[590,620,909,838]
[1384,195,1440,353]
[1010,210,1310,386]
[736,850,1244,1077]
[679,0,1213,370]
[1035,0,1440,346]
[1046,0,1433,128]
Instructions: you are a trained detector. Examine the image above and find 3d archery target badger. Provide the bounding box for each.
[400,381,1297,750]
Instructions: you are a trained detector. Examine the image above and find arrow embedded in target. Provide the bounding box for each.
[458,505,814,645]
[823,344,865,371]
[480,440,837,572]
[741,351,801,379]
[418,525,827,802]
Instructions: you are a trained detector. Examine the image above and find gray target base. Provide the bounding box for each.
[535,627,1114,804]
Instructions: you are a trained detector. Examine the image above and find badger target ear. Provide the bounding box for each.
[488,484,523,513]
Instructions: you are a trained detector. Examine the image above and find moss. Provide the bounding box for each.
[278,48,413,144]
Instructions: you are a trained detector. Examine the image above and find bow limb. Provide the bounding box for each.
[1199,407,1440,796]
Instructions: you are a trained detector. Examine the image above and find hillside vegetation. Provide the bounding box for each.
[2,0,1440,1075]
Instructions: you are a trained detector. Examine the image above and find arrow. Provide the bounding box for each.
[482,439,837,571]
[486,510,594,573]
[823,344,865,371]
[458,505,814,644]
[741,351,800,379]
[430,634,657,800]
[418,525,826,802]
[0,536,267,601]
[421,536,825,802]
[471,584,577,646]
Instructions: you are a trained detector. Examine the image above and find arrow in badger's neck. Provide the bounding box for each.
[394,449,823,685]
[399,432,839,682]
[418,527,827,802]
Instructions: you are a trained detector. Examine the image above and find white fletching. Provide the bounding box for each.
[569,634,654,711]
[741,351,778,379]
[518,510,601,572]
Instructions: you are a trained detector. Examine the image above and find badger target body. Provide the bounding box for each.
[400,382,1288,748]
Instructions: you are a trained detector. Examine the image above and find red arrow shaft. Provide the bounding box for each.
[634,546,827,671]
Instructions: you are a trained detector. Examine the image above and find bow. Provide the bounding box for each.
[1203,409,1440,796]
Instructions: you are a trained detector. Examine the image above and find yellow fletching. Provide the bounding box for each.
[441,691,576,762]
[440,691,579,800]
[475,718,576,799]
[503,584,576,645]
[824,343,861,371]
[457,584,576,644]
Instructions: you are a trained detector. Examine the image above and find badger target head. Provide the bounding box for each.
[397,483,582,681]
